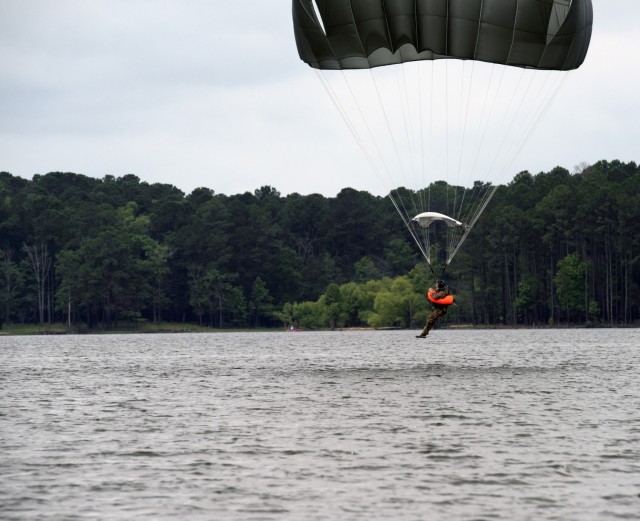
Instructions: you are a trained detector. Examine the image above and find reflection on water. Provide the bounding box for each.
[1,329,639,520]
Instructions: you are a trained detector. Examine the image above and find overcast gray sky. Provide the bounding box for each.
[1,1,638,197]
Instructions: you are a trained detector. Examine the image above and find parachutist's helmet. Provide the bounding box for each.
[436,280,445,289]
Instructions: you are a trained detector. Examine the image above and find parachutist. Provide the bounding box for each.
[417,280,453,338]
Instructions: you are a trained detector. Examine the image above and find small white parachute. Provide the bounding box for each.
[412,212,466,229]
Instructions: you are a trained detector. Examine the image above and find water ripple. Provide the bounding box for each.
[1,328,639,520]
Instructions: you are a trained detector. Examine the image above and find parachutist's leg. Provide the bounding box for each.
[417,307,447,338]
[418,309,438,337]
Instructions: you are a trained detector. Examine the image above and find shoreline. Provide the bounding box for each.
[1,322,636,336]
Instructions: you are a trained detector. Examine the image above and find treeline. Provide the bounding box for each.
[0,159,638,330]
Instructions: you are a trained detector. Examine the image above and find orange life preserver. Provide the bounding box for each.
[427,288,454,305]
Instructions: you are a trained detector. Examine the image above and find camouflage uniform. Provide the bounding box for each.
[418,287,449,337]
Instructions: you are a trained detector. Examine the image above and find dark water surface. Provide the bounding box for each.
[1,329,639,520]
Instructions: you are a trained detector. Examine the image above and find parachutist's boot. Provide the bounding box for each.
[416,325,430,338]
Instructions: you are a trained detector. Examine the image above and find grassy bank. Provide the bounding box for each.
[0,322,261,335]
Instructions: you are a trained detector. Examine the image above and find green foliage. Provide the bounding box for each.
[1,159,639,330]
[514,275,538,321]
[274,302,296,329]
[292,300,325,330]
[249,277,275,327]
[384,238,419,273]
[54,203,158,327]
[278,275,430,330]
[554,253,589,323]
[368,276,416,328]
[354,256,381,282]
[0,245,26,325]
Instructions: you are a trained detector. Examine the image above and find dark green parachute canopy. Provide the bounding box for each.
[293,0,592,70]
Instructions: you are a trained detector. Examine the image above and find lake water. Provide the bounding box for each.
[1,328,639,520]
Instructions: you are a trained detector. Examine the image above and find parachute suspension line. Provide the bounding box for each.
[310,3,392,188]
[494,72,549,175]
[462,65,527,230]
[321,67,427,265]
[314,71,368,161]
[445,0,528,244]
[448,72,563,267]
[409,60,435,264]
[369,68,422,233]
[398,64,416,185]
[405,60,427,263]
[501,70,569,177]
[481,66,526,173]
[454,0,487,257]
[454,61,477,211]
[449,62,463,261]
[336,69,400,190]
[425,61,435,261]
[327,0,402,191]
[448,67,516,261]
[448,65,531,266]
[448,70,568,266]
[317,66,438,263]
[449,60,477,262]
[390,186,427,259]
[448,183,499,265]
[461,1,540,215]
[369,68,406,186]
[452,63,503,253]
[396,63,424,219]
[448,64,548,262]
[388,192,431,264]
[389,61,444,268]
[369,66,427,260]
[314,70,388,192]
[309,13,429,263]
[464,63,501,188]
[428,62,434,213]
[482,66,542,188]
[417,61,427,219]
[417,61,432,221]
[444,59,450,216]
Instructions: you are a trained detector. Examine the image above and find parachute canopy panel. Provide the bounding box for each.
[293,0,593,70]
[413,212,465,229]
